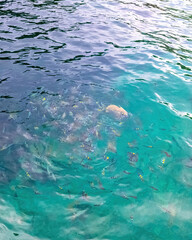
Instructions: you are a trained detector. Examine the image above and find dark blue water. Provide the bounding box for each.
[0,0,192,239]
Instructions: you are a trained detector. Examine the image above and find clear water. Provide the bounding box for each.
[0,0,192,239]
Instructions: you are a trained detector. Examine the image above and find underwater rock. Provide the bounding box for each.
[106,105,128,119]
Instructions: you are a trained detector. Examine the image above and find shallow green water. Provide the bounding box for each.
[0,0,192,239]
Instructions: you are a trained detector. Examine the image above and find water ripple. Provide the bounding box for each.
[0,0,192,239]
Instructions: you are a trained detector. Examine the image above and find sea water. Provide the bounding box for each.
[0,0,192,239]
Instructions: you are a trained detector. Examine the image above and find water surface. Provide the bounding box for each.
[0,0,192,239]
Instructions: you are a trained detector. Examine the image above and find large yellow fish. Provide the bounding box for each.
[106,105,128,118]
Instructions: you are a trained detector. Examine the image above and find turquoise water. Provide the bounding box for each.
[0,0,192,239]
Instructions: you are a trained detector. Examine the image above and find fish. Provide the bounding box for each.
[128,141,137,148]
[112,129,121,137]
[136,168,144,181]
[97,179,105,190]
[162,151,171,157]
[81,163,93,170]
[81,191,89,201]
[107,141,117,153]
[61,112,66,119]
[22,160,51,182]
[128,195,137,199]
[65,134,78,143]
[150,186,158,191]
[17,126,33,140]
[183,158,192,168]
[128,152,138,164]
[161,204,176,217]
[110,175,119,179]
[115,192,137,200]
[106,105,128,119]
